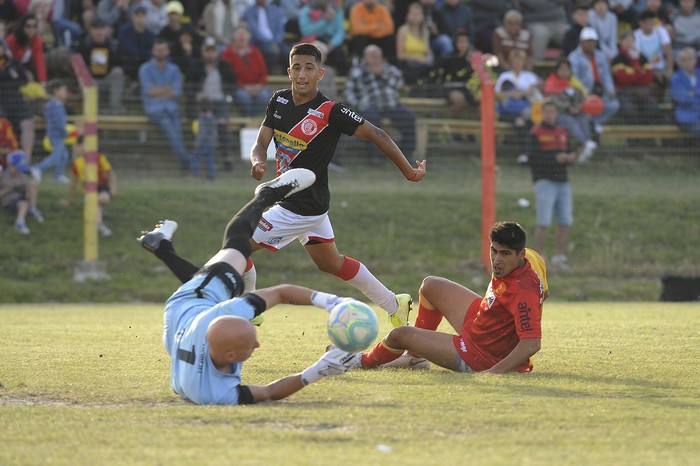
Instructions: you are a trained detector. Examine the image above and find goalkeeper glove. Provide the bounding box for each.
[311,291,354,313]
[301,348,361,385]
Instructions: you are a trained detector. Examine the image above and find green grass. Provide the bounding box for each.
[1,302,699,465]
[1,155,698,303]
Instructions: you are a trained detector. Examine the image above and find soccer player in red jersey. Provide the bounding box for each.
[358,221,547,373]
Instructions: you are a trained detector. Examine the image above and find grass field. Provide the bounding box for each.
[1,302,699,466]
[1,156,699,303]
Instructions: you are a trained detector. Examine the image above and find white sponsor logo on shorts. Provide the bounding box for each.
[459,339,468,353]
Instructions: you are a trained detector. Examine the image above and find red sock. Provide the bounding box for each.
[245,258,254,272]
[415,302,442,330]
[361,340,403,368]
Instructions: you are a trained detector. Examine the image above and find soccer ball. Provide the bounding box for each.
[327,300,379,352]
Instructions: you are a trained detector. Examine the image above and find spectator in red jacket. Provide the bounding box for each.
[220,25,272,117]
[611,31,662,125]
[6,14,46,83]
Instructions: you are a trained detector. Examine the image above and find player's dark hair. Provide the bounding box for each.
[490,222,527,252]
[290,43,322,64]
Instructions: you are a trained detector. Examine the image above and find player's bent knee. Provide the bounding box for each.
[385,325,416,348]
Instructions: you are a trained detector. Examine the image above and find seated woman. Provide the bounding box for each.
[543,59,596,161]
[395,2,433,86]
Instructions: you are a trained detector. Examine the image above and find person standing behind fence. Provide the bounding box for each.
[64,137,116,237]
[190,97,218,180]
[184,36,237,172]
[139,38,190,175]
[0,150,43,234]
[526,100,578,270]
[30,79,70,184]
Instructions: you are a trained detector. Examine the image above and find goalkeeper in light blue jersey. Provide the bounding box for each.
[138,169,360,405]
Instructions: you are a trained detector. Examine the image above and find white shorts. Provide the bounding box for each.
[252,204,335,251]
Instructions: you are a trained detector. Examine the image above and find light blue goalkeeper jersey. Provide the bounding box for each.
[163,275,262,405]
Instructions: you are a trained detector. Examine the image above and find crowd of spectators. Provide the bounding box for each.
[1,0,700,235]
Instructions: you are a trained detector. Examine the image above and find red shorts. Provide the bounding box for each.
[452,298,498,372]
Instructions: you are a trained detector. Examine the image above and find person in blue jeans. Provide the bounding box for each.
[139,38,190,174]
[190,97,218,180]
[31,79,70,183]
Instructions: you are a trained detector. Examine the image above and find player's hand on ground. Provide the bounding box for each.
[251,161,267,181]
[407,160,427,182]
[301,348,361,385]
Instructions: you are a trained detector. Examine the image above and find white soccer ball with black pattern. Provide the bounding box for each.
[327,300,379,352]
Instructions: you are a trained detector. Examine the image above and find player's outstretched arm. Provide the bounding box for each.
[252,285,348,312]
[353,120,427,182]
[247,348,361,402]
[250,125,274,180]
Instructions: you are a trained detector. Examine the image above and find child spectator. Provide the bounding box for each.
[0,150,43,234]
[611,31,662,125]
[543,59,597,162]
[526,100,579,269]
[495,49,542,163]
[0,117,18,166]
[190,97,218,181]
[65,136,116,237]
[31,79,70,184]
[634,9,673,98]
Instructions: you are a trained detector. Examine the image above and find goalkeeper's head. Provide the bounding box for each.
[207,316,260,367]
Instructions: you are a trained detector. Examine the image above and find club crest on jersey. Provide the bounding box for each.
[276,96,289,104]
[307,108,324,118]
[301,118,318,136]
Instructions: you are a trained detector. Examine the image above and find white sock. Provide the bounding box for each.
[242,263,257,293]
[343,263,397,314]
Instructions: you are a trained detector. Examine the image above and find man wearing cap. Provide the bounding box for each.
[0,150,43,235]
[184,37,237,171]
[77,17,125,114]
[117,3,157,80]
[159,1,201,51]
[568,26,620,137]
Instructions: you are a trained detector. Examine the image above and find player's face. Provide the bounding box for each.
[490,242,524,278]
[288,54,324,97]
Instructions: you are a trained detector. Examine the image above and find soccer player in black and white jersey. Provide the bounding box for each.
[246,42,427,329]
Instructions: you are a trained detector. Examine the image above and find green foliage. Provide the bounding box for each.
[1,303,699,465]
[0,157,698,302]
